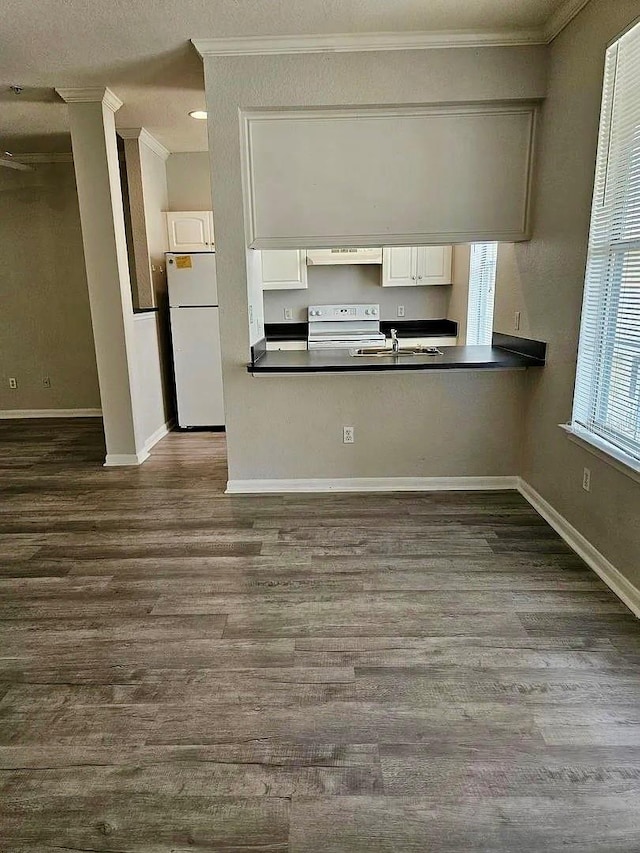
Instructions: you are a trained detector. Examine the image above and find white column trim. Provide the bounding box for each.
[104,450,150,467]
[117,127,170,160]
[56,87,123,112]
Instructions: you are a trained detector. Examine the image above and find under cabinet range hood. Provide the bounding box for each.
[306,248,382,265]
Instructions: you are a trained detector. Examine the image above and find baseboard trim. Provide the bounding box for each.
[0,408,102,419]
[226,476,519,494]
[518,478,640,618]
[104,450,150,467]
[103,420,173,468]
[143,419,174,453]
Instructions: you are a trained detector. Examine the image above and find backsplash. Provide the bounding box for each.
[263,263,451,323]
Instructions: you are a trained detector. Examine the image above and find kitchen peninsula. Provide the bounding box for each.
[249,332,546,374]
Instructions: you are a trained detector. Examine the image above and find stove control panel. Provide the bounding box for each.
[308,304,380,321]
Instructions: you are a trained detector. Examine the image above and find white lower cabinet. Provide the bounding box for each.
[259,250,308,290]
[382,246,452,286]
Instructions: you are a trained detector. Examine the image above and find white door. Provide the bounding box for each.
[170,307,224,427]
[167,253,218,307]
[417,246,453,285]
[166,212,213,252]
[260,250,308,290]
[382,247,417,286]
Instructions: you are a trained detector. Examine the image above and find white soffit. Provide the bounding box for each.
[193,1,592,56]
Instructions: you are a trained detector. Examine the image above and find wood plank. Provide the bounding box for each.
[1,419,640,852]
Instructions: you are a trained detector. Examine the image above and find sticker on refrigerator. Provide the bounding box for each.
[175,256,192,269]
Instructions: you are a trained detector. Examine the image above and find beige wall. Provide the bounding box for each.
[166,152,212,210]
[494,243,532,338]
[203,46,546,481]
[517,0,640,585]
[139,142,170,301]
[137,141,174,436]
[447,244,471,344]
[0,162,100,412]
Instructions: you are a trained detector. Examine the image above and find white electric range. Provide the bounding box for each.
[307,304,386,350]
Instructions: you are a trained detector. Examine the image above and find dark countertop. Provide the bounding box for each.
[248,344,544,374]
[264,318,458,341]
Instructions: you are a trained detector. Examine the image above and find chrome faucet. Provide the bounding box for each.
[390,328,399,353]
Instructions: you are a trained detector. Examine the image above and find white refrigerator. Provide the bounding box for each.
[167,252,225,428]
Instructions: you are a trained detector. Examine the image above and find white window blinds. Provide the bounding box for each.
[571,21,640,469]
[466,242,498,346]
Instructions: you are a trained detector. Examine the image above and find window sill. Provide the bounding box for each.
[559,424,640,485]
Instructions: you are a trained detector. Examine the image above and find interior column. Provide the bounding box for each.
[56,87,147,465]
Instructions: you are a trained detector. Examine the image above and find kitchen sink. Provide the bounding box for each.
[350,346,443,357]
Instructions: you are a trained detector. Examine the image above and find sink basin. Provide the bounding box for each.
[351,346,443,357]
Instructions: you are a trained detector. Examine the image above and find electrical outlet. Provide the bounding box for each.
[343,426,355,444]
[248,305,254,323]
[284,307,293,321]
[397,305,405,318]
[514,311,521,331]
[582,467,591,492]
[9,377,17,389]
[43,376,51,389]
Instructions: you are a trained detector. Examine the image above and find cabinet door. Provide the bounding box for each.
[260,250,308,290]
[382,247,417,287]
[416,246,453,285]
[166,212,213,253]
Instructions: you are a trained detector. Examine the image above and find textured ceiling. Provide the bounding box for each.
[0,0,580,154]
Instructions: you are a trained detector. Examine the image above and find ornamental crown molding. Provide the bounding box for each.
[55,87,123,112]
[544,0,591,42]
[13,153,73,163]
[192,30,543,57]
[192,1,593,57]
[117,127,170,160]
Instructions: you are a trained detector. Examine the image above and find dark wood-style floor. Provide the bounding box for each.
[1,419,640,852]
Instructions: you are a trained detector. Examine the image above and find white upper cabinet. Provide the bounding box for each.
[382,246,452,286]
[258,249,308,290]
[166,211,215,252]
[382,246,415,286]
[417,246,453,285]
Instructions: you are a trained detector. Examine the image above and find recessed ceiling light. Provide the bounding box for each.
[189,110,207,120]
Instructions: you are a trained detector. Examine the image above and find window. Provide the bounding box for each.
[571,20,640,471]
[466,242,498,345]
